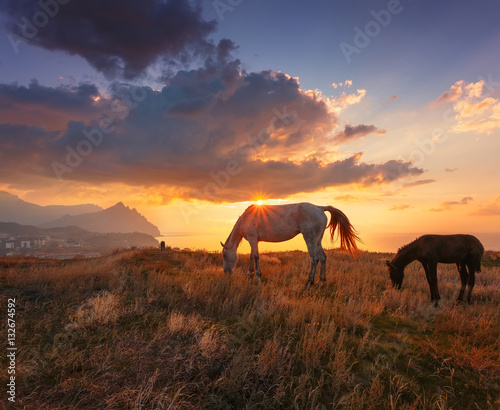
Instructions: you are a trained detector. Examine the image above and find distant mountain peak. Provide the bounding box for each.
[42,201,160,236]
[0,191,21,200]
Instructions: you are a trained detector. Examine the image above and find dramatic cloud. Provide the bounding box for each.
[433,80,500,134]
[333,124,386,144]
[1,0,216,78]
[430,196,473,212]
[0,55,423,202]
[0,11,424,204]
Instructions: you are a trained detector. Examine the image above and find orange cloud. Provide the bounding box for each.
[471,196,500,216]
[432,80,464,106]
[381,95,398,106]
[387,204,412,211]
[430,196,473,212]
[433,80,500,134]
[329,89,367,114]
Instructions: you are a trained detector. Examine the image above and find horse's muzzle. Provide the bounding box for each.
[392,281,402,290]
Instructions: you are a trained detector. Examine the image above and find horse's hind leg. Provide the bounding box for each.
[317,245,327,282]
[302,235,319,290]
[457,262,468,302]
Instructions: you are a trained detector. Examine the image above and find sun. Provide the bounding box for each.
[256,200,264,206]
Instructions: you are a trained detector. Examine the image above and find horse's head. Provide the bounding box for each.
[386,260,404,289]
[221,241,237,275]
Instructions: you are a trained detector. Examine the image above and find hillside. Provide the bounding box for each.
[0,191,102,225]
[42,202,161,236]
[0,222,158,250]
[0,248,498,408]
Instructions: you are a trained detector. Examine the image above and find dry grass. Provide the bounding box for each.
[1,248,499,409]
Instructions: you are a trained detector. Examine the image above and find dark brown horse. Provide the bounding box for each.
[386,234,484,304]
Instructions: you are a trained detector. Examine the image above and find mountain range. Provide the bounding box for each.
[0,191,102,225]
[0,191,161,237]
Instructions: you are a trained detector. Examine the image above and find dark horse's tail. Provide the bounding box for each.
[323,206,361,257]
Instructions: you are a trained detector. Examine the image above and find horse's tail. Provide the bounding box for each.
[323,206,361,258]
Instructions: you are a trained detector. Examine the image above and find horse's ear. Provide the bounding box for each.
[220,241,225,248]
[385,260,392,267]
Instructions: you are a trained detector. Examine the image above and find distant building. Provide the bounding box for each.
[34,238,46,247]
[1,236,48,252]
[66,238,81,248]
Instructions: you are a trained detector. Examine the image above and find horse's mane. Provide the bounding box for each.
[397,237,421,254]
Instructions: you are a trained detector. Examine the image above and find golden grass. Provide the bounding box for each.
[0,248,499,409]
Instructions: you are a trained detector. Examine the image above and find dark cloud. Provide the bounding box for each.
[1,0,217,78]
[0,80,103,128]
[333,124,385,144]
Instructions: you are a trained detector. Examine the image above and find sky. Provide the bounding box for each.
[0,0,499,252]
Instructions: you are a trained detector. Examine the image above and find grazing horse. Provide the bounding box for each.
[386,234,484,305]
[221,203,360,289]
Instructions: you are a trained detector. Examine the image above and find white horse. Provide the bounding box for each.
[221,202,360,289]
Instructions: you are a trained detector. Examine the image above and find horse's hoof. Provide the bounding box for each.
[302,283,311,291]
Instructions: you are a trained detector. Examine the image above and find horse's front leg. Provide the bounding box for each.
[248,240,261,283]
[466,261,476,303]
[255,254,262,282]
[247,254,255,277]
[422,262,434,301]
[457,262,468,302]
[428,262,440,306]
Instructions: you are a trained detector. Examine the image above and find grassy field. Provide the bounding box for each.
[1,247,499,409]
